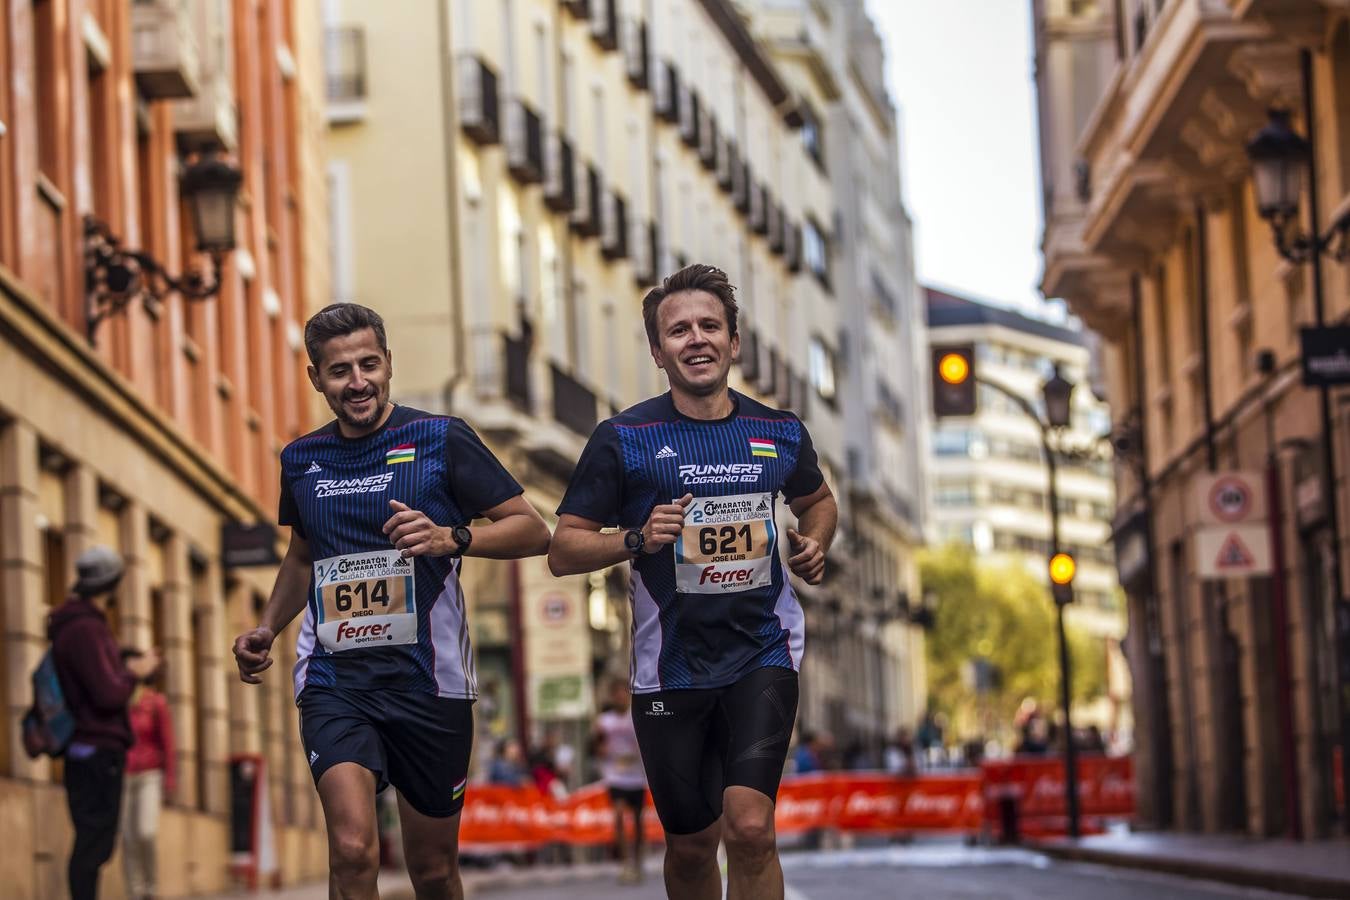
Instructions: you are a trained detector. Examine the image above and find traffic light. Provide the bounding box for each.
[1049,551,1075,605]
[931,344,976,417]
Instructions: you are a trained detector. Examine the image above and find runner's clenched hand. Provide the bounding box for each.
[786,529,825,584]
[384,499,451,558]
[641,493,693,554]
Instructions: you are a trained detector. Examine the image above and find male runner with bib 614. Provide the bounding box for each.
[232,304,550,900]
[549,264,837,900]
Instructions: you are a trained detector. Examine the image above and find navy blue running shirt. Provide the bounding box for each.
[278,405,521,700]
[557,390,824,693]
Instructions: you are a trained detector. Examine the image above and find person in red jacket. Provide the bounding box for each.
[49,546,160,900]
[121,649,174,900]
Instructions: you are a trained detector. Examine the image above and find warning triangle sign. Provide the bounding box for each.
[1215,532,1256,570]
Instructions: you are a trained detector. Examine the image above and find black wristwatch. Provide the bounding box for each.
[623,528,646,556]
[448,525,473,558]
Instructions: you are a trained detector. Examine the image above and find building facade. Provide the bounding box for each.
[0,0,330,895]
[322,0,927,761]
[926,287,1130,736]
[740,0,929,751]
[1034,0,1350,837]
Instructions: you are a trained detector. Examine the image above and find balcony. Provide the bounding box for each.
[732,161,750,214]
[173,71,236,152]
[699,112,718,170]
[785,221,802,272]
[544,132,576,212]
[768,202,785,255]
[717,140,736,193]
[739,328,760,381]
[506,99,544,184]
[325,26,367,124]
[551,365,598,437]
[631,219,657,285]
[679,88,700,147]
[562,0,590,19]
[503,332,532,411]
[570,162,602,238]
[131,0,200,99]
[601,191,628,260]
[623,19,649,88]
[590,0,618,51]
[654,61,679,123]
[760,346,779,396]
[468,327,533,423]
[749,183,768,235]
[458,55,500,145]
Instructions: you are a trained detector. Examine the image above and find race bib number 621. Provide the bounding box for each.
[312,550,418,651]
[674,492,775,594]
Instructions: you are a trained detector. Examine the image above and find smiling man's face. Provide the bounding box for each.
[307,327,393,436]
[650,289,739,398]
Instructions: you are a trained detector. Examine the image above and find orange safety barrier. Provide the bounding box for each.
[457,757,1135,849]
[981,754,1134,838]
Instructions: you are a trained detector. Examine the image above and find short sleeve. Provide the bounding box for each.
[783,419,825,502]
[277,464,306,539]
[445,419,523,518]
[556,421,625,525]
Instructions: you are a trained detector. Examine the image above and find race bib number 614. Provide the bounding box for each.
[312,550,418,651]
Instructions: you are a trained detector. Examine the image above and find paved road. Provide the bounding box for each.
[470,845,1311,899]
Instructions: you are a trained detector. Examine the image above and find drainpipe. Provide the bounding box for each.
[438,1,466,412]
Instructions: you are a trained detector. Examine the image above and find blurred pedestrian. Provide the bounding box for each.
[792,731,821,774]
[884,727,917,777]
[120,649,175,900]
[488,738,528,786]
[49,546,161,900]
[593,682,648,884]
[529,743,566,801]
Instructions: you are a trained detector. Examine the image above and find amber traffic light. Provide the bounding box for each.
[931,344,976,417]
[1049,552,1075,605]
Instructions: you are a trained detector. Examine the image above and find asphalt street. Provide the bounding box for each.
[471,844,1313,899]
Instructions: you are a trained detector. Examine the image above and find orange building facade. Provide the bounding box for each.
[0,0,329,894]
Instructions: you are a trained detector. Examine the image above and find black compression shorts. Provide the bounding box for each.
[298,685,474,818]
[631,666,798,835]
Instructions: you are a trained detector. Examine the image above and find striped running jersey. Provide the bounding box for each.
[557,391,825,693]
[278,405,521,700]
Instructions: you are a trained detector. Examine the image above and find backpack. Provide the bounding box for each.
[21,650,74,758]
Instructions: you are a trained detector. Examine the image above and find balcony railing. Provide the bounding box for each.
[699,112,718,170]
[132,0,200,100]
[503,332,532,411]
[654,61,680,123]
[571,163,603,238]
[590,0,618,50]
[717,140,736,193]
[469,327,532,413]
[551,365,598,436]
[325,27,366,110]
[768,203,785,255]
[749,183,768,235]
[624,19,649,88]
[506,99,544,184]
[602,191,628,260]
[679,88,700,147]
[544,132,576,212]
[631,219,657,285]
[458,55,500,145]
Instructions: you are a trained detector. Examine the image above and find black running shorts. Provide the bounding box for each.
[631,666,799,835]
[298,685,474,818]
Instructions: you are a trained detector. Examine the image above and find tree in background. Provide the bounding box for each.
[920,543,1107,745]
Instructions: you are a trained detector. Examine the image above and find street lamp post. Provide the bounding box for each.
[1245,53,1350,833]
[976,364,1082,839]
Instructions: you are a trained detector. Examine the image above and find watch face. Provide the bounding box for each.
[624,529,642,551]
[454,526,472,546]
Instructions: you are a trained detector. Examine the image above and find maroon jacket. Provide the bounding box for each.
[48,597,135,751]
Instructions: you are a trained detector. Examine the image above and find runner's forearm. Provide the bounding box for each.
[549,526,632,576]
[461,512,551,559]
[795,493,838,554]
[259,541,312,634]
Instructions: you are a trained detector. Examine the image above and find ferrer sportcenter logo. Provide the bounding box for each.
[678,463,762,486]
[315,472,394,498]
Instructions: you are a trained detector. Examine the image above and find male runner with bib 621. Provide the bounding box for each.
[232,304,550,900]
[549,264,837,900]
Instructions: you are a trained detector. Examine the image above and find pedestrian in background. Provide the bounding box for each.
[488,738,528,786]
[120,649,175,900]
[593,682,648,884]
[49,546,161,900]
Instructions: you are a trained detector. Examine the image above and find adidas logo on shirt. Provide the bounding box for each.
[756,498,771,513]
[306,461,322,475]
[655,445,678,460]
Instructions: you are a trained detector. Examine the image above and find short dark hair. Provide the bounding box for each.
[303,303,388,366]
[641,263,739,347]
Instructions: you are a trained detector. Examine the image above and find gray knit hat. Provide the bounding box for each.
[73,546,125,597]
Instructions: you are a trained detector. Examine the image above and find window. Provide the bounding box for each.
[803,218,829,286]
[801,104,824,170]
[933,428,974,456]
[933,483,974,507]
[808,337,836,404]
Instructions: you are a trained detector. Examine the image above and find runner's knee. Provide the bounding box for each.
[722,807,775,858]
[666,827,720,867]
[328,827,378,877]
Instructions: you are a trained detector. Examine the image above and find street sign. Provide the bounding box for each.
[1196,524,1272,579]
[1194,471,1266,526]
[1300,326,1350,386]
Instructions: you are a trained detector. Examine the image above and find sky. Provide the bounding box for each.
[864,0,1049,316]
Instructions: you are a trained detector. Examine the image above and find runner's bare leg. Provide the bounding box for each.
[723,786,783,900]
[397,793,464,900]
[317,763,381,900]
